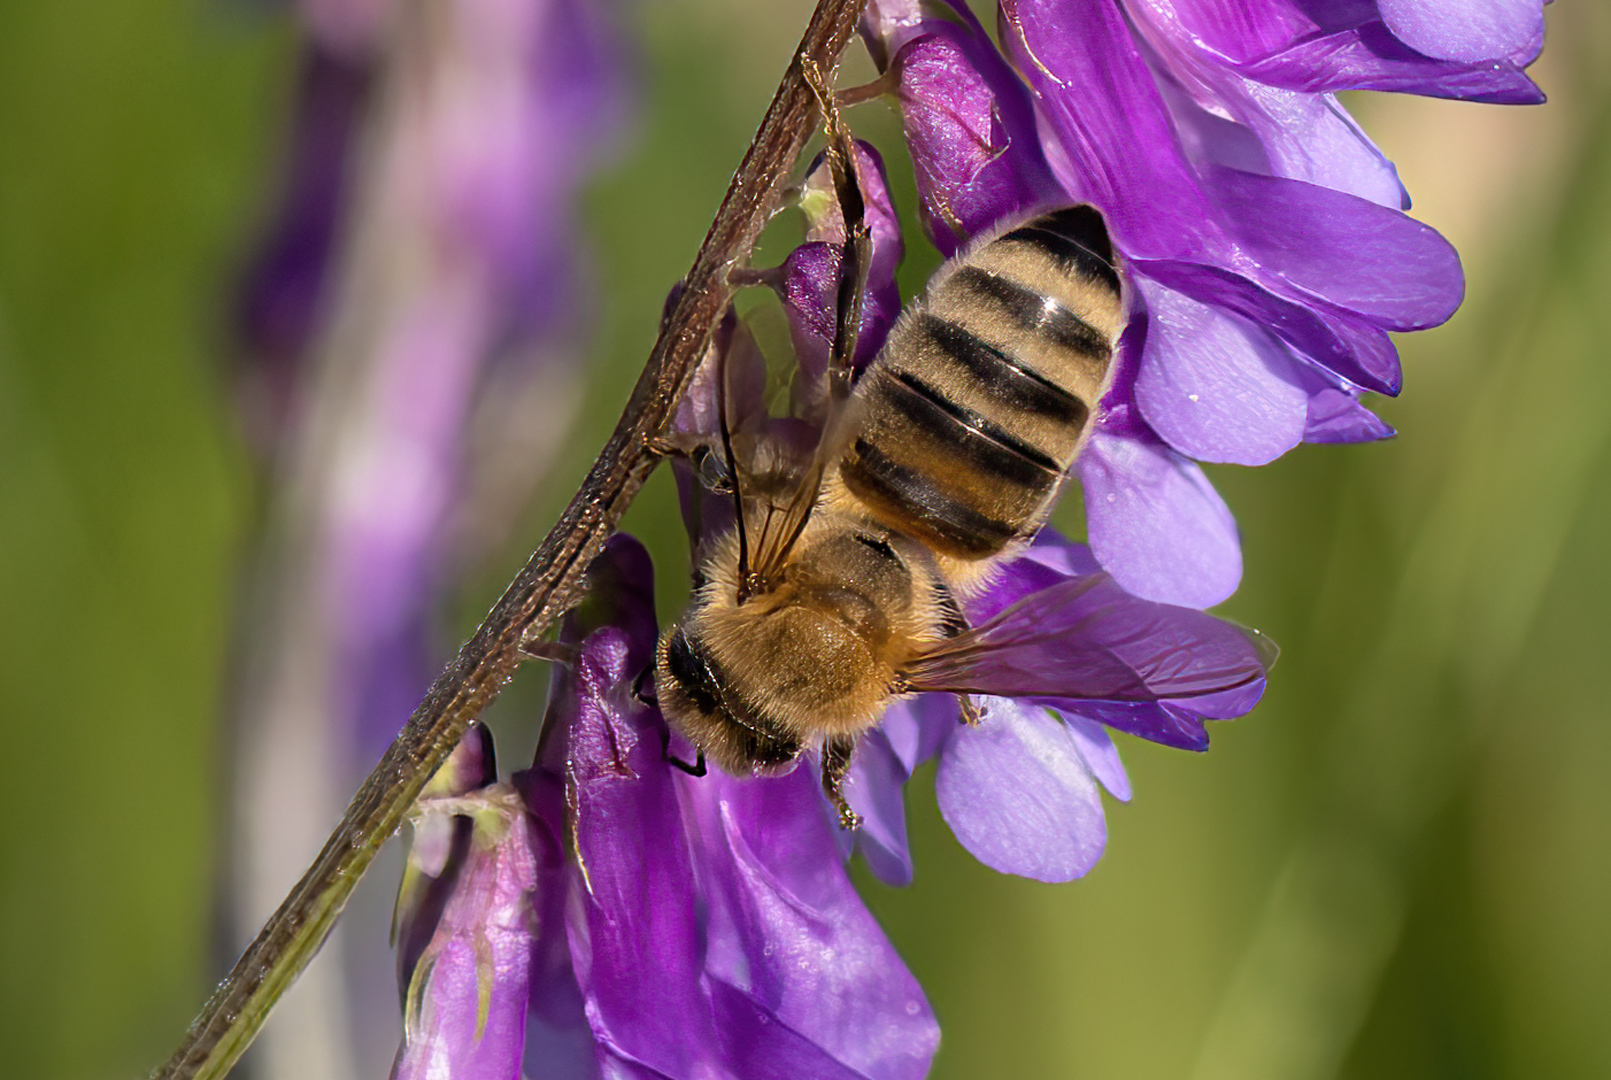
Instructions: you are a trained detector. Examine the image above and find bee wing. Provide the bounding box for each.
[901,573,1277,704]
[745,399,863,582]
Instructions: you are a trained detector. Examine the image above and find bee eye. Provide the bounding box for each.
[664,628,722,716]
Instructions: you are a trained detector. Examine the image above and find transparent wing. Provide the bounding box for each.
[901,572,1277,703]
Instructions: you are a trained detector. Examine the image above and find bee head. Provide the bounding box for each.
[654,621,803,776]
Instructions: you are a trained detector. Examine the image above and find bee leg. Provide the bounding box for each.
[958,694,985,727]
[519,639,579,667]
[631,666,658,707]
[820,735,862,831]
[830,68,899,109]
[648,434,734,495]
[661,728,707,777]
[647,430,707,463]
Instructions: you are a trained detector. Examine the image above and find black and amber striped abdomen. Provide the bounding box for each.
[837,206,1124,562]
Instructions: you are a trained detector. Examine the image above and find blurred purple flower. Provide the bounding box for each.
[229,1,629,1076]
[859,0,1543,606]
[236,0,628,778]
[235,42,371,443]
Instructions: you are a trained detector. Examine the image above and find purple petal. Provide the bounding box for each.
[841,730,914,887]
[1078,429,1242,608]
[682,767,939,1080]
[707,981,886,1080]
[889,21,1061,253]
[1167,674,1271,721]
[1140,259,1404,398]
[936,697,1108,882]
[394,723,500,992]
[1239,87,1407,208]
[1134,277,1309,465]
[1203,166,1464,331]
[1124,2,1409,209]
[1016,529,1106,578]
[878,693,959,774]
[1042,699,1210,751]
[1305,387,1395,444]
[392,790,539,1080]
[519,771,600,1080]
[1001,0,1221,255]
[563,631,724,1078]
[1061,713,1131,801]
[1379,0,1545,64]
[1135,258,1404,395]
[1162,72,1408,209]
[595,1051,667,1080]
[1136,0,1544,102]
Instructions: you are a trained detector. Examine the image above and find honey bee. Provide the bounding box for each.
[655,204,1265,824]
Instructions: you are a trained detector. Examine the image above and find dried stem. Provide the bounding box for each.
[151,1,868,1075]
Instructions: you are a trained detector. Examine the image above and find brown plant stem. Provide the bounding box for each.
[151,1,868,1075]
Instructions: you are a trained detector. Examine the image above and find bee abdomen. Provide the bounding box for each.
[995,206,1121,294]
[841,437,1020,557]
[839,206,1123,562]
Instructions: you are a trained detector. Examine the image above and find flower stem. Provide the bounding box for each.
[150,1,868,1076]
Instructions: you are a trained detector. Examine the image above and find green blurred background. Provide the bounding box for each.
[3,1,1608,1078]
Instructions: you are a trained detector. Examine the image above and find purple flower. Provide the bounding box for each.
[859,0,1541,606]
[392,725,538,1080]
[777,141,908,385]
[234,42,370,444]
[391,536,939,1079]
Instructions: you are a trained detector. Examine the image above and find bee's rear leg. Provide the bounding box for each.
[821,734,862,831]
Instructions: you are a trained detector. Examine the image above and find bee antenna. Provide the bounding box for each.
[715,330,752,602]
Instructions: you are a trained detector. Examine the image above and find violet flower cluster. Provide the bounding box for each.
[382,0,1546,1076]
[864,0,1540,606]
